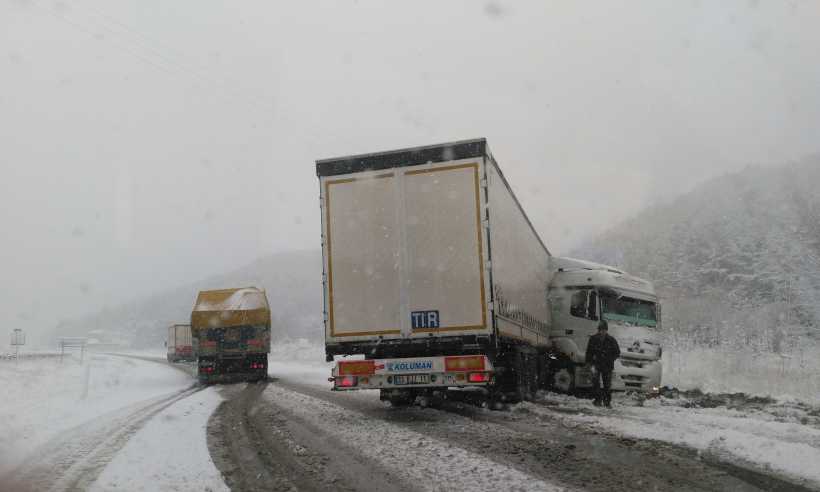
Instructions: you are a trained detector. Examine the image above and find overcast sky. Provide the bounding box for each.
[2,0,819,342]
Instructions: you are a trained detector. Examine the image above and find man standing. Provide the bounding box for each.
[585,320,621,408]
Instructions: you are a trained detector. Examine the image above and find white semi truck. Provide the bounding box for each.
[317,138,553,404]
[548,257,662,393]
[316,139,663,404]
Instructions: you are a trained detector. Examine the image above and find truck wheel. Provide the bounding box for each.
[526,353,539,400]
[486,388,509,410]
[381,389,415,407]
[513,349,538,402]
[553,366,575,393]
[536,353,550,392]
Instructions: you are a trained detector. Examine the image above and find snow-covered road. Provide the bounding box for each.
[0,354,226,491]
[2,350,819,491]
[265,375,818,491]
[0,353,191,472]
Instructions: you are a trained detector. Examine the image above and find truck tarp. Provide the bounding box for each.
[190,287,271,330]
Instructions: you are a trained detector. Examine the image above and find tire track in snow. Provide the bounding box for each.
[261,382,567,492]
[207,381,416,492]
[1,384,204,492]
[272,378,810,491]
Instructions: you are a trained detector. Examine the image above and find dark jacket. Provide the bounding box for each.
[585,333,621,372]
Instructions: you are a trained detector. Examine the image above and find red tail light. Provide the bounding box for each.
[468,372,490,383]
[336,375,358,388]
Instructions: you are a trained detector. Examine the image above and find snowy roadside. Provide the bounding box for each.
[663,343,820,405]
[0,353,193,472]
[90,387,228,492]
[523,392,820,489]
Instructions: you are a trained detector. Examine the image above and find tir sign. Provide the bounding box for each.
[411,310,439,330]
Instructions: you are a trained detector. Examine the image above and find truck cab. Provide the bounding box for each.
[547,257,662,393]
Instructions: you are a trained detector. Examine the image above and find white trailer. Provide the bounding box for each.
[166,323,194,363]
[317,138,552,403]
[547,257,662,393]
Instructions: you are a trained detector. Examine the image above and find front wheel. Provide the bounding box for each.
[552,366,575,394]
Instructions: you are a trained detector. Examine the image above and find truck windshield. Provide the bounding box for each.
[601,293,657,327]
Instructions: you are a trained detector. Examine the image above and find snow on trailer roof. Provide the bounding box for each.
[191,287,270,330]
[193,287,269,312]
[551,257,656,297]
[315,138,487,177]
[552,256,625,274]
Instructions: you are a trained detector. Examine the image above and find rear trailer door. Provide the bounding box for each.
[403,162,488,337]
[322,171,402,340]
[321,159,491,343]
[177,324,192,357]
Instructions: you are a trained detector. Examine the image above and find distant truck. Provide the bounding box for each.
[317,138,553,404]
[547,257,662,393]
[190,287,271,383]
[166,323,194,362]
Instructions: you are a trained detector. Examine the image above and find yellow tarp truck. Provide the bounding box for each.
[190,287,271,383]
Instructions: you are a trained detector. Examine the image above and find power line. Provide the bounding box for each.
[25,0,275,119]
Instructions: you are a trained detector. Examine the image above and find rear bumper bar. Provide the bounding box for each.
[330,355,494,391]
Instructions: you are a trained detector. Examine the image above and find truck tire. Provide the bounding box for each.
[515,352,528,403]
[513,348,539,402]
[552,366,575,393]
[493,347,533,403]
[381,389,416,407]
[536,352,550,392]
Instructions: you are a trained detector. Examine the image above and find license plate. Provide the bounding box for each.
[393,374,429,385]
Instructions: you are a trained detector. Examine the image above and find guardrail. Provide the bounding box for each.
[0,352,63,361]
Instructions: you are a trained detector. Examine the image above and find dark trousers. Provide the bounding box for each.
[593,368,613,404]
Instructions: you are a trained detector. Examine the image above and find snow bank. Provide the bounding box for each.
[527,392,820,489]
[662,342,820,404]
[0,354,192,472]
[90,387,228,492]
